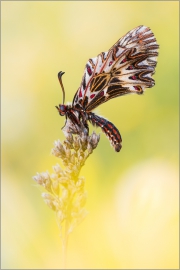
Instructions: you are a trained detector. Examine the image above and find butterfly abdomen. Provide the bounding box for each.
[88,112,122,152]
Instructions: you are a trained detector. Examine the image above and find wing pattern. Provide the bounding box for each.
[72,25,159,112]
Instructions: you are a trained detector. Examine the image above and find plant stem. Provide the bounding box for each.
[62,219,69,269]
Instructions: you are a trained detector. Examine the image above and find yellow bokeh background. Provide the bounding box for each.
[1,1,179,269]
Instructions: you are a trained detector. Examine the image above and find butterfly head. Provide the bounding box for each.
[56,104,68,116]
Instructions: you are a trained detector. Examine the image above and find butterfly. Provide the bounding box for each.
[56,25,159,152]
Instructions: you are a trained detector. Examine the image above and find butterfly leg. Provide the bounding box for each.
[81,115,89,135]
[78,110,89,135]
[88,112,122,152]
[62,110,81,134]
[62,110,89,135]
[61,115,79,134]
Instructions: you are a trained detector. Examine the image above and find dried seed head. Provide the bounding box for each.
[52,180,59,195]
[52,200,60,210]
[58,176,70,184]
[70,154,75,164]
[87,143,93,154]
[73,192,87,210]
[62,187,69,200]
[89,132,100,149]
[33,172,51,191]
[33,131,100,245]
[65,148,71,159]
[52,163,64,175]
[63,140,72,149]
[33,173,44,185]
[52,140,66,158]
[73,137,80,151]
[44,178,52,192]
[41,172,50,182]
[65,133,73,144]
[80,133,88,151]
[51,173,58,180]
[78,149,84,159]
[62,118,81,134]
[42,193,56,211]
[76,176,85,187]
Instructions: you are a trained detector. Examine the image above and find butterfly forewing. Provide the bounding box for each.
[73,25,159,111]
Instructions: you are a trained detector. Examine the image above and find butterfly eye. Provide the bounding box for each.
[59,105,67,115]
[55,104,67,116]
[60,105,65,111]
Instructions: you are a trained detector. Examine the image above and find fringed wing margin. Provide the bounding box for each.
[73,25,159,112]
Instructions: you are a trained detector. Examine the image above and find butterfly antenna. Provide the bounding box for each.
[58,71,65,104]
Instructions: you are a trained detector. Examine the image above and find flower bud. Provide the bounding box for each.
[65,133,73,144]
[42,193,56,211]
[52,180,59,195]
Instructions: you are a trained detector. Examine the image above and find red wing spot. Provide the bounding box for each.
[86,64,92,76]
[130,75,137,80]
[79,89,82,97]
[133,86,140,90]
[120,58,127,64]
[109,61,113,66]
[90,94,95,99]
[127,65,134,70]
[99,91,104,96]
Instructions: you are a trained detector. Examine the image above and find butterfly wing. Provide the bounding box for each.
[72,25,159,112]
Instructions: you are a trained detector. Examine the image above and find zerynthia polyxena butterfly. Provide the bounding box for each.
[56,25,159,152]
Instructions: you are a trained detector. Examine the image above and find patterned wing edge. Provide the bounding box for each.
[73,25,159,111]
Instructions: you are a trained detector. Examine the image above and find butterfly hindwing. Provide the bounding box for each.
[72,25,159,111]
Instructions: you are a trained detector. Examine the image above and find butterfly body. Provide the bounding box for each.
[56,25,159,152]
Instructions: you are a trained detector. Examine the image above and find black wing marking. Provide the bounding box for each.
[73,25,159,112]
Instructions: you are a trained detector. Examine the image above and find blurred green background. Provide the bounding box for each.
[1,1,179,269]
